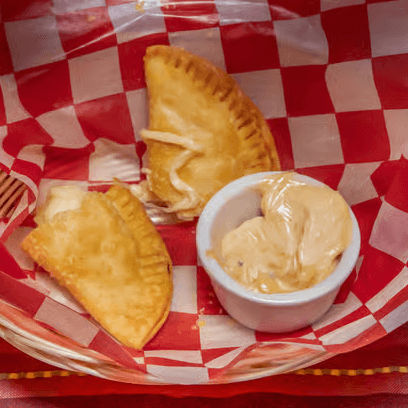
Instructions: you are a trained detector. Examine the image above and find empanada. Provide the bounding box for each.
[133,45,280,220]
[22,184,172,349]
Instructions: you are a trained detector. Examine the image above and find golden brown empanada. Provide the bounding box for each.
[22,184,172,349]
[134,45,280,220]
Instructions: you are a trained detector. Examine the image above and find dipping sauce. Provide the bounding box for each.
[216,172,353,294]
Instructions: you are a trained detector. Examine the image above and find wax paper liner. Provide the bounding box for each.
[0,0,408,384]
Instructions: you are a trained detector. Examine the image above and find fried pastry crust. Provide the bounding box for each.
[136,45,280,220]
[22,185,172,349]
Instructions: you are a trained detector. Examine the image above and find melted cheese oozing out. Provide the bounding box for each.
[218,172,353,294]
[40,186,86,224]
[140,129,204,212]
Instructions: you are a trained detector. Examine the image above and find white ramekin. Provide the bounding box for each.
[196,172,361,333]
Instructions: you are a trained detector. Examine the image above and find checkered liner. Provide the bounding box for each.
[0,0,408,384]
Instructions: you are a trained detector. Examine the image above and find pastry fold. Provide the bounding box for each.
[135,45,280,220]
[22,185,172,349]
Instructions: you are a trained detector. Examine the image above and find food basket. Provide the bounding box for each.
[0,0,407,384]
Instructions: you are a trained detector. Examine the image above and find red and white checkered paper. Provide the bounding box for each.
[1,0,408,384]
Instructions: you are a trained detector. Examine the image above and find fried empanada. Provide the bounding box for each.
[133,45,280,220]
[22,185,172,349]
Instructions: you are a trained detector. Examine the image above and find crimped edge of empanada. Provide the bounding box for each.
[105,185,173,346]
